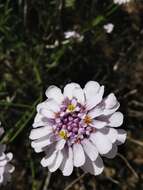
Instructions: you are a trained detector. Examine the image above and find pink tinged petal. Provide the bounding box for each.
[45,85,64,104]
[48,150,63,172]
[82,156,104,176]
[73,143,85,167]
[55,139,66,150]
[29,126,52,140]
[86,86,104,110]
[109,112,123,127]
[72,87,85,105]
[81,139,98,161]
[116,129,127,145]
[40,108,55,118]
[61,147,73,176]
[63,83,80,99]
[90,132,112,154]
[91,120,107,129]
[103,144,118,159]
[41,151,57,167]
[107,128,118,143]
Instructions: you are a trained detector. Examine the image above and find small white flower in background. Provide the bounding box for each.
[30,81,126,176]
[114,0,131,5]
[104,23,114,34]
[64,31,84,42]
[0,123,14,186]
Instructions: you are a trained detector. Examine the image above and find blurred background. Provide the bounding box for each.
[0,0,143,189]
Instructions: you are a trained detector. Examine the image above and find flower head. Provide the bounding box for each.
[30,81,126,176]
[114,0,131,5]
[0,123,15,186]
[104,23,114,34]
[64,31,84,42]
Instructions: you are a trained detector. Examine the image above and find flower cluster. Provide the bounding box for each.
[104,23,114,34]
[0,124,14,186]
[30,81,126,176]
[114,0,131,5]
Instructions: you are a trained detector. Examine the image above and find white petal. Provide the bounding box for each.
[72,87,85,105]
[55,139,66,150]
[45,85,64,104]
[37,99,60,113]
[73,143,85,167]
[116,129,127,145]
[0,159,7,166]
[41,151,57,167]
[81,139,98,161]
[88,107,103,118]
[84,81,100,100]
[90,132,112,154]
[63,83,80,99]
[61,147,73,176]
[40,108,55,118]
[86,86,104,110]
[31,136,52,149]
[6,164,15,173]
[91,120,107,129]
[109,112,123,127]
[0,153,6,160]
[107,128,118,143]
[103,144,118,159]
[105,93,117,109]
[82,156,104,176]
[48,150,63,172]
[103,94,120,116]
[6,153,13,161]
[32,121,45,128]
[34,113,42,123]
[29,126,52,140]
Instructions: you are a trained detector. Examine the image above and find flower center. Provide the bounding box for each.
[67,104,75,112]
[54,98,93,146]
[84,115,92,125]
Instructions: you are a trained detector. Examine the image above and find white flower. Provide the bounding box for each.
[0,124,15,186]
[114,0,131,5]
[104,23,114,34]
[30,81,126,176]
[64,31,84,41]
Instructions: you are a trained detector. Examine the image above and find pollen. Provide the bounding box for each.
[84,115,92,125]
[59,130,68,139]
[67,104,76,112]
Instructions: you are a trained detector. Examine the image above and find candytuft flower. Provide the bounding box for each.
[0,123,14,185]
[114,0,131,5]
[104,23,114,34]
[30,81,126,176]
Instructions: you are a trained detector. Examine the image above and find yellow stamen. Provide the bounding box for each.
[84,115,92,125]
[59,130,68,140]
[67,104,75,112]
